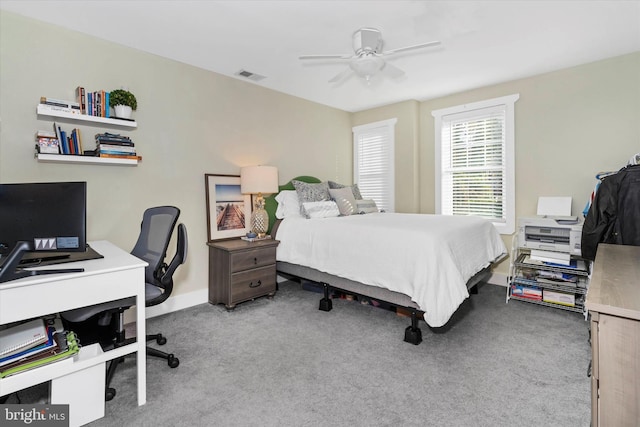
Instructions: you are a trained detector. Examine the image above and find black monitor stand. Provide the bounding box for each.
[0,241,84,284]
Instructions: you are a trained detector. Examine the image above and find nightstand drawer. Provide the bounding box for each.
[230,247,276,272]
[230,265,276,303]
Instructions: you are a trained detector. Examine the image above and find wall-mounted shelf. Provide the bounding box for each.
[36,153,138,166]
[37,104,137,128]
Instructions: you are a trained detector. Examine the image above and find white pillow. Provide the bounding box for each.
[356,199,379,214]
[275,190,302,219]
[301,201,341,219]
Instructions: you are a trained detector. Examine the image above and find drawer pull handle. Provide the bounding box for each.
[254,257,258,264]
[250,280,262,288]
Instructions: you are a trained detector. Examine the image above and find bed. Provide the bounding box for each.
[264,176,507,344]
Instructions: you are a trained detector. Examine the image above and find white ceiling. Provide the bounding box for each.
[2,1,639,112]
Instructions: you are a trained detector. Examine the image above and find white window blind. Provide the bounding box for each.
[353,118,396,212]
[433,94,519,234]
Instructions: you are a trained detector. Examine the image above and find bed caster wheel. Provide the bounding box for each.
[168,355,179,368]
[105,387,116,401]
[319,298,332,312]
[156,335,167,345]
[404,326,422,345]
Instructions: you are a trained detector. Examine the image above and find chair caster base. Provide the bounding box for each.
[168,355,179,368]
[404,326,422,345]
[105,387,116,401]
[156,335,167,345]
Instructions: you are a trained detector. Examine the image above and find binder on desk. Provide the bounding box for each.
[0,318,48,358]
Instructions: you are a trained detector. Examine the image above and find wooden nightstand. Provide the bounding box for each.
[207,238,280,310]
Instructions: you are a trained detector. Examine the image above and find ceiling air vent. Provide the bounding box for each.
[235,69,266,82]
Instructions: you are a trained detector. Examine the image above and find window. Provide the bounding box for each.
[432,94,519,234]
[353,118,396,212]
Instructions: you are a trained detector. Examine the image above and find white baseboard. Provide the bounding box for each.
[123,289,208,324]
[486,272,508,287]
[145,289,208,319]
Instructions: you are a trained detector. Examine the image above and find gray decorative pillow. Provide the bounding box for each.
[328,181,363,200]
[292,180,331,204]
[329,187,357,216]
[356,199,378,214]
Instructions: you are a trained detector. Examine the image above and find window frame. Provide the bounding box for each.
[352,118,397,213]
[432,94,519,234]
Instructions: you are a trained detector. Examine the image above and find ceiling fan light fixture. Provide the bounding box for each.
[349,54,384,81]
[300,27,440,84]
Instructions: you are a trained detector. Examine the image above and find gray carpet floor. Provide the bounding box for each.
[11,281,592,426]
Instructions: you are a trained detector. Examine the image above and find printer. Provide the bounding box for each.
[517,216,583,256]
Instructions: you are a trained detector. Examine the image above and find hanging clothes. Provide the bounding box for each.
[581,163,640,261]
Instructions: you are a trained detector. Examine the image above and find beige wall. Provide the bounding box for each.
[2,11,638,302]
[0,12,352,306]
[419,52,639,276]
[351,100,421,213]
[354,53,639,277]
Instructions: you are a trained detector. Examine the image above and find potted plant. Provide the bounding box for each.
[109,89,137,119]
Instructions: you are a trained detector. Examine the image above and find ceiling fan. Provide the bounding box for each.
[299,27,441,83]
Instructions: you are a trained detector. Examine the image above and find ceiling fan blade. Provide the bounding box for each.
[383,41,441,56]
[380,61,405,79]
[328,67,353,83]
[299,54,352,60]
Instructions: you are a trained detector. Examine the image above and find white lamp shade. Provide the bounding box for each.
[240,165,279,194]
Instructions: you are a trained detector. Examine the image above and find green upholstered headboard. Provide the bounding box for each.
[265,176,321,235]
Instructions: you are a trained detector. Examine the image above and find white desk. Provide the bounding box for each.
[0,240,147,426]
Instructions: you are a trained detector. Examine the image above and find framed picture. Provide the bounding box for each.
[205,174,252,241]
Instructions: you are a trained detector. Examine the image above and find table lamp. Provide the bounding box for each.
[240,165,278,238]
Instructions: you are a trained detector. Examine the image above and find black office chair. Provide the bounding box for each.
[61,206,188,401]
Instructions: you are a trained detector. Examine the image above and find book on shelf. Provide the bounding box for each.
[59,129,69,154]
[75,86,86,114]
[98,149,137,156]
[0,325,58,367]
[40,96,80,109]
[38,103,82,115]
[542,289,576,307]
[37,138,59,154]
[0,331,80,379]
[95,132,132,143]
[36,129,57,139]
[86,90,110,118]
[49,123,85,156]
[36,130,59,154]
[98,153,142,161]
[97,143,136,152]
[0,318,48,359]
[76,128,84,153]
[95,139,134,147]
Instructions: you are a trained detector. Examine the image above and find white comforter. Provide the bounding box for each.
[275,213,506,327]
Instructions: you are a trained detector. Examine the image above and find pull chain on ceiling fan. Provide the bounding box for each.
[299,27,441,83]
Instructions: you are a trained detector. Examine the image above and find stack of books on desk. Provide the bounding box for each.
[0,318,79,378]
[93,132,139,160]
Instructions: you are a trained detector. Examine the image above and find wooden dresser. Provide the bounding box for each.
[585,244,640,427]
[207,238,280,310]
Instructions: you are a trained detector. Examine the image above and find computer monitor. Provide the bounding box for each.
[0,181,87,282]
